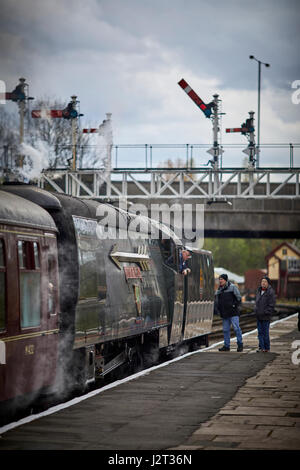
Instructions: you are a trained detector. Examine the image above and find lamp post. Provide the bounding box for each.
[249,55,270,167]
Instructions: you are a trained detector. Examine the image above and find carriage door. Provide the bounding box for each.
[184,251,202,341]
[17,238,46,393]
[44,236,59,387]
[169,247,186,345]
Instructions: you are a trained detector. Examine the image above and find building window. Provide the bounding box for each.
[0,239,6,331]
[282,248,287,255]
[18,241,41,328]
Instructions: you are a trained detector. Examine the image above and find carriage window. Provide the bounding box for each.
[33,242,40,268]
[205,255,214,298]
[0,239,6,331]
[199,267,204,300]
[203,255,212,300]
[47,255,57,315]
[78,248,107,301]
[18,240,41,328]
[160,240,177,270]
[79,250,98,299]
[18,241,24,268]
[200,254,213,301]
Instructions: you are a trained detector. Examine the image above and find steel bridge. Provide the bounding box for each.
[37,166,300,238]
[1,143,299,237]
[38,167,300,201]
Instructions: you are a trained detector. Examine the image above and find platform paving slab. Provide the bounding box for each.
[171,315,300,450]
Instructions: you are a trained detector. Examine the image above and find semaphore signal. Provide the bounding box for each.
[178,79,223,170]
[178,78,213,118]
[31,98,81,120]
[226,111,257,167]
[32,95,84,171]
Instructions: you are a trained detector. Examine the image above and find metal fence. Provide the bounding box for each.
[1,143,300,174]
[110,143,300,170]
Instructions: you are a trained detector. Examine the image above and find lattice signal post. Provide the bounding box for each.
[4,78,34,168]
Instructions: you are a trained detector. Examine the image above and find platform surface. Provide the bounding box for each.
[0,315,299,450]
[172,315,300,450]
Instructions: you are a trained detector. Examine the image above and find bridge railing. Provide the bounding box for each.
[110,143,300,170]
[1,143,300,172]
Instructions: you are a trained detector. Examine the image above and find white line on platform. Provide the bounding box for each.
[0,313,298,436]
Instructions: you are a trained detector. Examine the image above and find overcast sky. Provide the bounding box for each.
[1,0,300,167]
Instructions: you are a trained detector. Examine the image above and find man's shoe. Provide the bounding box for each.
[218,345,230,351]
[237,343,243,352]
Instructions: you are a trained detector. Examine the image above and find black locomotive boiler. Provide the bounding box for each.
[0,184,214,421]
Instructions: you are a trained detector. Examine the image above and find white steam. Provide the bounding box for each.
[97,113,113,172]
[15,113,113,183]
[19,140,49,180]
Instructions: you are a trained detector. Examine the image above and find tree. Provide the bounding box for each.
[0,96,97,174]
[0,106,19,148]
[203,238,299,275]
[158,157,196,181]
[28,96,94,169]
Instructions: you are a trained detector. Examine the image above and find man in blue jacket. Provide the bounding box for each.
[214,274,243,352]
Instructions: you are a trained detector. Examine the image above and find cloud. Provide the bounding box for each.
[0,0,299,169]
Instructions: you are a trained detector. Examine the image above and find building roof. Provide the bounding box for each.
[214,267,244,284]
[265,242,300,260]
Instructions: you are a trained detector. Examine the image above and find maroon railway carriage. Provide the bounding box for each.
[0,185,215,424]
[0,191,59,412]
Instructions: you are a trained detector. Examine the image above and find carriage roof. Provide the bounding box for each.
[0,190,57,231]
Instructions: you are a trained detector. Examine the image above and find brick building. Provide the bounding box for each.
[244,268,267,299]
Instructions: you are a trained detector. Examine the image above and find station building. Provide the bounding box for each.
[266,242,300,299]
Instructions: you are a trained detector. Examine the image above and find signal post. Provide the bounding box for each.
[4,77,34,170]
[226,110,257,169]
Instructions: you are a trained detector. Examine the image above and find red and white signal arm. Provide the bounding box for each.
[31,109,63,118]
[226,128,243,133]
[226,127,248,133]
[83,128,98,134]
[178,78,212,118]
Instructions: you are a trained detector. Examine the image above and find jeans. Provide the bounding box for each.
[257,319,270,351]
[222,316,243,349]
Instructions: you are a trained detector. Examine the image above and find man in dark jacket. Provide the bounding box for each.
[214,274,243,352]
[255,276,276,352]
[179,249,191,275]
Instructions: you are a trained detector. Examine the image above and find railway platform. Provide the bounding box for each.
[0,314,299,451]
[172,314,300,450]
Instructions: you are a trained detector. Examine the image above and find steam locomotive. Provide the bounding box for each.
[0,184,214,422]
